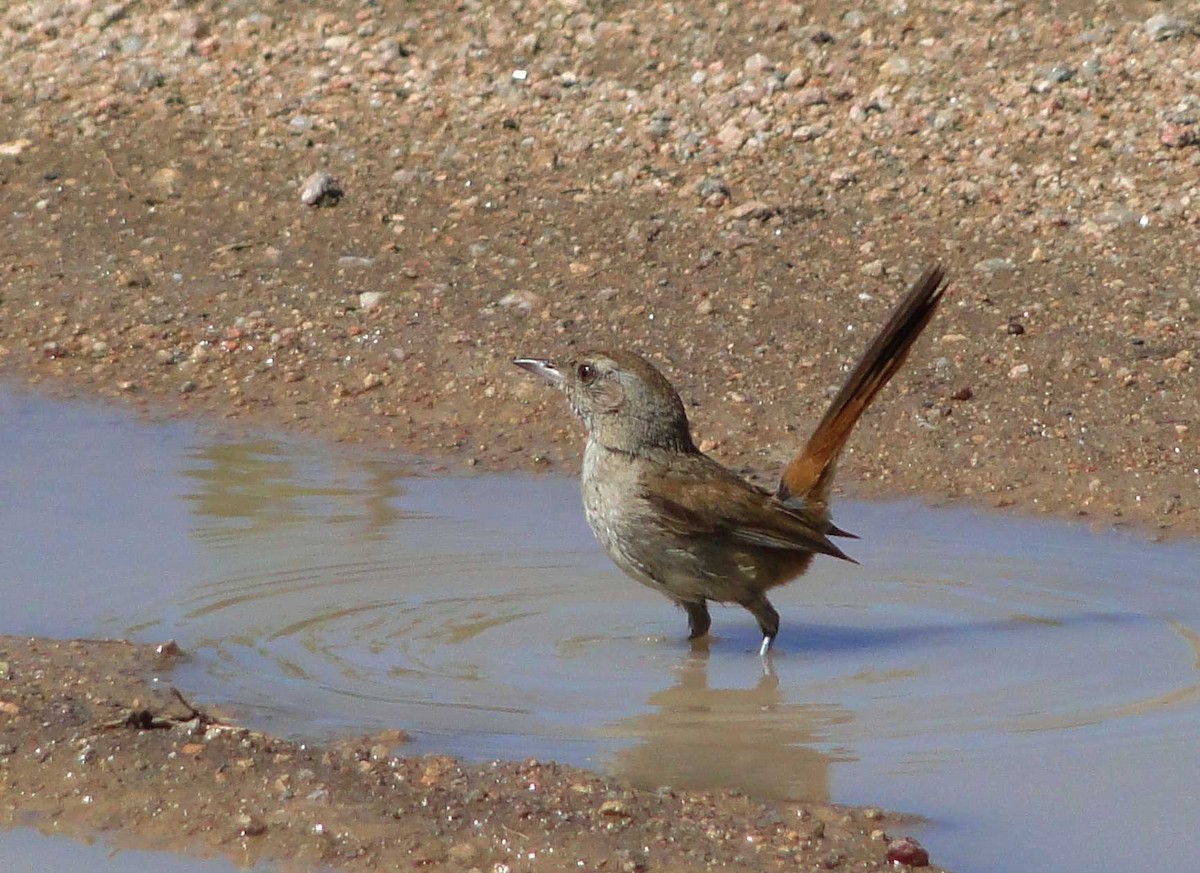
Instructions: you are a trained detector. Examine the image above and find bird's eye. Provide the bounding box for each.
[576,363,596,383]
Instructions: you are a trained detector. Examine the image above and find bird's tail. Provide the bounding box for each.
[777,265,948,511]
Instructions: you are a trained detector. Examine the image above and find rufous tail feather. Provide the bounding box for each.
[777,265,948,510]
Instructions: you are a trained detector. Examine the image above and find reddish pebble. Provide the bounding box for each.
[1160,122,1197,149]
[886,836,929,867]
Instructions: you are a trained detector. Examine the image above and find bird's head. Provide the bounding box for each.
[514,350,696,455]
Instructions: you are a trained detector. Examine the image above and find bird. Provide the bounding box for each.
[515,265,947,656]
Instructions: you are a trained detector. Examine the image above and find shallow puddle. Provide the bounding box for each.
[3,383,1199,872]
[0,827,272,873]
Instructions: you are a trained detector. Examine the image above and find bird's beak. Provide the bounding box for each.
[513,358,564,385]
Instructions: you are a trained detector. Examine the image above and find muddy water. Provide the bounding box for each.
[3,384,1199,872]
[0,828,271,873]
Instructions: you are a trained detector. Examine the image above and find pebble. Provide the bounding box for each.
[599,799,632,817]
[792,124,828,142]
[300,171,342,207]
[878,56,911,79]
[743,53,772,74]
[1009,363,1031,379]
[0,138,33,157]
[1144,14,1189,41]
[695,176,730,201]
[974,258,1016,274]
[727,201,775,221]
[237,813,267,837]
[359,291,384,311]
[885,836,930,867]
[497,290,543,314]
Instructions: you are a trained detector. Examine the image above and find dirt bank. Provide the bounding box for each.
[0,0,1196,537]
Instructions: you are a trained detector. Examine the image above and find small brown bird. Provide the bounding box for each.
[516,265,947,656]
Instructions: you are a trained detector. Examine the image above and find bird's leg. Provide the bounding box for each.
[758,644,776,677]
[743,595,780,657]
[684,600,712,640]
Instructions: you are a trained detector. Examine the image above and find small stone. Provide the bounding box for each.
[645,115,671,139]
[1009,363,1030,379]
[829,167,858,188]
[1144,13,1189,41]
[149,167,181,197]
[728,201,776,221]
[339,256,374,268]
[783,68,808,89]
[975,257,1015,274]
[860,259,885,278]
[792,124,828,142]
[695,176,730,201]
[1006,321,1025,335]
[599,799,632,817]
[878,56,911,79]
[362,373,384,391]
[359,291,384,311]
[716,120,746,150]
[0,138,33,157]
[237,813,267,837]
[885,836,929,867]
[497,290,542,314]
[952,386,974,402]
[743,52,773,74]
[796,86,828,106]
[300,171,342,206]
[1160,123,1197,149]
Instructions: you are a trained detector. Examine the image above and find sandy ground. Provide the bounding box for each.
[0,0,1197,536]
[2,0,1199,867]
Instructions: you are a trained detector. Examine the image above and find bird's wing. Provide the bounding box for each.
[640,457,854,562]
